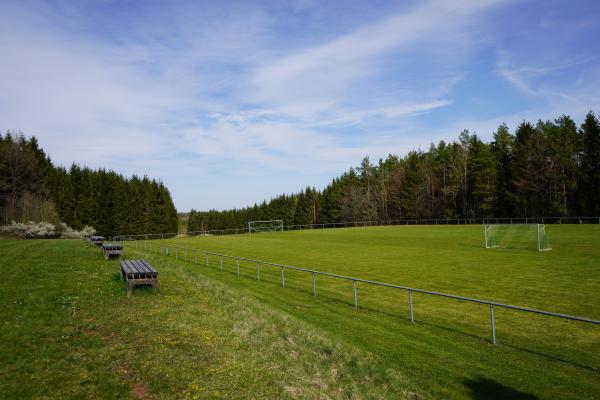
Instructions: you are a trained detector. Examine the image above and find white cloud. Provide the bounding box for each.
[305,100,454,128]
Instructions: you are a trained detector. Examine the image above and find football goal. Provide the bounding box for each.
[484,224,551,252]
[248,220,284,233]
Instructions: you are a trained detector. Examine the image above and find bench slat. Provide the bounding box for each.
[131,260,146,278]
[120,259,157,279]
[128,260,143,278]
[124,260,140,278]
[138,260,157,276]
[120,260,134,276]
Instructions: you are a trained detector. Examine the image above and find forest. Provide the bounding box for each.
[188,111,600,232]
[0,132,178,236]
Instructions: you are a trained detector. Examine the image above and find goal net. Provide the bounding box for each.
[248,220,284,233]
[484,224,551,252]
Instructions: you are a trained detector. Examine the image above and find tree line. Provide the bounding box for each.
[188,111,600,232]
[0,132,178,236]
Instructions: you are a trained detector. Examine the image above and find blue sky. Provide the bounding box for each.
[1,0,599,211]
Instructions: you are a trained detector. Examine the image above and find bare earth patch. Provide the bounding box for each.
[131,381,155,399]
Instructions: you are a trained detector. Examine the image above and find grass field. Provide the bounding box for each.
[1,225,599,399]
[135,225,600,399]
[1,239,413,399]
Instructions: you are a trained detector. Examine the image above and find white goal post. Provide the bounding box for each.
[248,220,284,233]
[484,223,551,252]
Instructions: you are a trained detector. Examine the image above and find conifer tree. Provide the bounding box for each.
[580,111,600,215]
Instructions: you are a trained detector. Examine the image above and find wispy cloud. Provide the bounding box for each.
[296,100,454,128]
[497,50,599,97]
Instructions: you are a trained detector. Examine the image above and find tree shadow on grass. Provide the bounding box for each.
[463,377,538,400]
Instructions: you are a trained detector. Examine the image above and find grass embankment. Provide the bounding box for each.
[137,225,600,399]
[0,240,416,399]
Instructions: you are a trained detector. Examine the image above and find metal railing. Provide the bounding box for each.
[123,240,600,346]
[114,216,600,240]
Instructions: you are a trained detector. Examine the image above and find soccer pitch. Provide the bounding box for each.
[142,224,600,399]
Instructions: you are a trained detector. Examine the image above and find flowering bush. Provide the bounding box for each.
[0,221,96,239]
[57,223,96,239]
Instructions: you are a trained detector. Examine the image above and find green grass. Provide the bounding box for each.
[2,225,599,399]
[134,225,600,399]
[0,240,419,399]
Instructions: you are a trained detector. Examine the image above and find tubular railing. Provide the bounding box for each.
[114,216,600,240]
[123,240,600,346]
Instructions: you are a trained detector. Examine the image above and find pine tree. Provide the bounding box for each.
[580,111,600,215]
[467,136,496,218]
[491,124,514,217]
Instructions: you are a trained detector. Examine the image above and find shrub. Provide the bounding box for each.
[0,221,96,239]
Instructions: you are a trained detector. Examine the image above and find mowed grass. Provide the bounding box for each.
[0,240,420,399]
[134,224,600,399]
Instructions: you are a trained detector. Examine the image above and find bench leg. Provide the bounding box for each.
[123,275,131,297]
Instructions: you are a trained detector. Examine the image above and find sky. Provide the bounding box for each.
[1,0,599,211]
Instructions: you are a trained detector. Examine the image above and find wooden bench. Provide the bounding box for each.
[120,259,159,296]
[89,236,105,246]
[102,243,123,260]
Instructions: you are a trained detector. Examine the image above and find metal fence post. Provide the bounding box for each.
[312,272,316,296]
[194,251,197,264]
[353,280,357,308]
[409,290,414,323]
[490,304,497,345]
[281,268,285,287]
[236,259,240,276]
[220,256,223,272]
